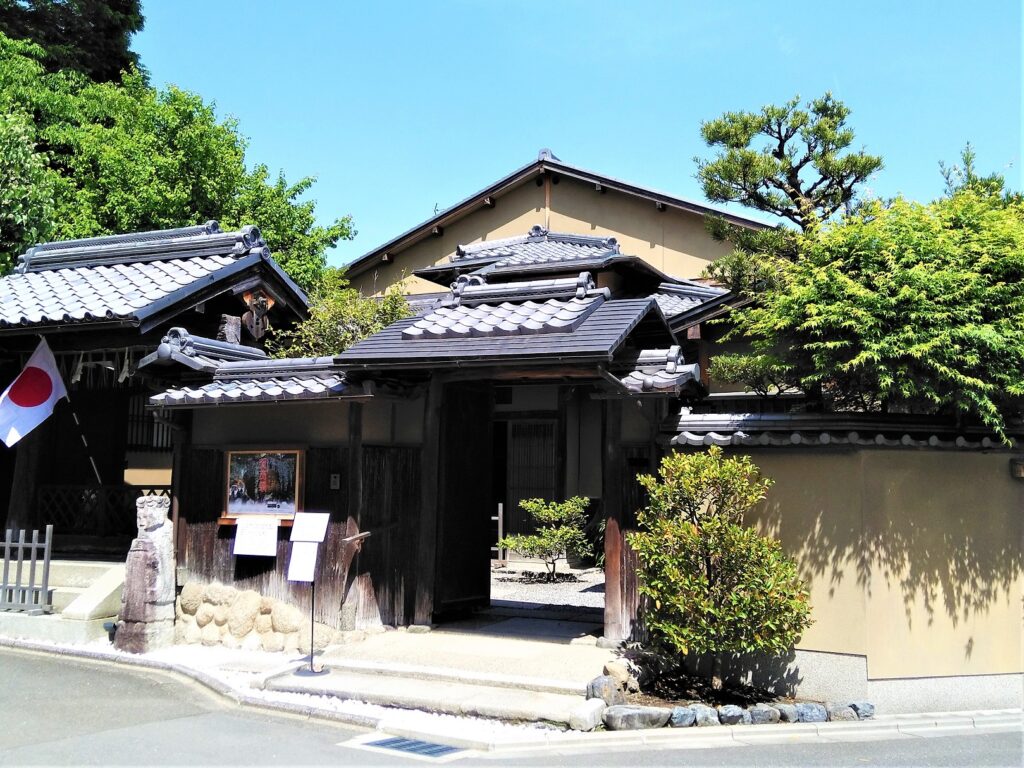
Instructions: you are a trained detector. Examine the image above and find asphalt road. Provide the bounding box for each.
[0,648,1019,767]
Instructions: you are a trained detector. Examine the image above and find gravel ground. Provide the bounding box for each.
[490,565,605,609]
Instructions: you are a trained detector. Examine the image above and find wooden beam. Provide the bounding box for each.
[603,398,625,643]
[414,376,443,624]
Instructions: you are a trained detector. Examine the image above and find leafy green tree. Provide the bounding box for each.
[711,183,1024,437]
[0,111,53,274]
[628,447,811,686]
[0,31,351,288]
[498,497,590,581]
[0,0,144,82]
[266,269,410,358]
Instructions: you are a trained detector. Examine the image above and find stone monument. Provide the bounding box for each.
[114,495,175,653]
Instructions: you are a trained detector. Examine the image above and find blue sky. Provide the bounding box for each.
[134,1,1022,267]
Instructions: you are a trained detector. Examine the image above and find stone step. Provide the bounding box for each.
[50,586,87,613]
[47,561,123,589]
[262,668,585,726]
[320,658,586,696]
[0,612,112,644]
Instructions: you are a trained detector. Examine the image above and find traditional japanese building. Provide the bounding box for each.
[0,222,307,555]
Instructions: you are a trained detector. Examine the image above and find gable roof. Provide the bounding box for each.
[0,221,308,335]
[412,226,673,287]
[338,276,666,371]
[346,150,769,280]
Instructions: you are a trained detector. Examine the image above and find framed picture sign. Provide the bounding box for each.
[225,450,303,519]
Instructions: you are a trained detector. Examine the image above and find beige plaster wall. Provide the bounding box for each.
[547,178,734,278]
[192,401,351,446]
[350,182,546,296]
[351,176,736,296]
[747,449,1023,679]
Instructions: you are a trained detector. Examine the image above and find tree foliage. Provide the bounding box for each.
[712,180,1024,437]
[0,111,53,274]
[0,0,144,82]
[628,448,811,671]
[498,496,590,581]
[266,269,410,358]
[697,93,882,231]
[0,31,351,288]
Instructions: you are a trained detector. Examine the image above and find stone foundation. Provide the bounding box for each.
[175,581,359,653]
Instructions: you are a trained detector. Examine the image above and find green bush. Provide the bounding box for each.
[498,497,589,581]
[628,447,812,681]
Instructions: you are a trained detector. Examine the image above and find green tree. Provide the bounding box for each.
[696,94,882,292]
[697,93,883,231]
[0,31,351,288]
[628,447,811,686]
[0,0,144,82]
[498,497,590,581]
[0,111,53,274]
[266,269,411,358]
[711,183,1024,438]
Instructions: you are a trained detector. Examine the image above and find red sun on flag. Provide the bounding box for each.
[7,366,53,408]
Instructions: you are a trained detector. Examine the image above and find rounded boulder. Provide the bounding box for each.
[227,590,262,638]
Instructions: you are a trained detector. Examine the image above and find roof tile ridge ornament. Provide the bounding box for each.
[15,221,267,274]
[157,327,268,362]
[448,271,600,307]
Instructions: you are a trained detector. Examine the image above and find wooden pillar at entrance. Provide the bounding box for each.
[603,398,625,643]
[414,377,443,625]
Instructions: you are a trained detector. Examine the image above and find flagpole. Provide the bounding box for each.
[65,396,103,486]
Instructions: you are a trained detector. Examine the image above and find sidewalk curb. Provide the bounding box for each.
[0,638,383,731]
[2,637,1020,755]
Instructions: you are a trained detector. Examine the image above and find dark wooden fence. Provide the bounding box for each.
[1,525,53,614]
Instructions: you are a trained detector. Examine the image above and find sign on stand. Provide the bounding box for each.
[287,512,331,675]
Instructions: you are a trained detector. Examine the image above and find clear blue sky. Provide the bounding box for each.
[134,1,1022,268]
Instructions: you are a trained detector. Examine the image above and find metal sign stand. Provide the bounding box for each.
[287,512,331,677]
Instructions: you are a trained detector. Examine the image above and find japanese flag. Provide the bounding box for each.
[0,339,67,447]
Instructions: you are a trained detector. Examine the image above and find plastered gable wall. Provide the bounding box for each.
[350,177,737,296]
[748,449,1023,679]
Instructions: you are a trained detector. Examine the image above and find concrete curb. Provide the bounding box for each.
[2,637,1019,755]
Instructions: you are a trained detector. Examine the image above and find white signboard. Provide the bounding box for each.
[287,541,319,583]
[232,518,279,557]
[290,512,330,543]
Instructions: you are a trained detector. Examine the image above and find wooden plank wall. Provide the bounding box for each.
[177,446,359,625]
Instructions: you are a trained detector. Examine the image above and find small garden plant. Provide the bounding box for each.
[628,447,812,689]
[498,496,590,581]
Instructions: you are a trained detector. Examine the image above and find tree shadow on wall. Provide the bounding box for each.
[756,453,1023,647]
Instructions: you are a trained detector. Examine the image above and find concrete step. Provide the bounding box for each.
[0,611,112,644]
[320,658,586,696]
[50,586,87,613]
[262,668,585,725]
[47,561,122,589]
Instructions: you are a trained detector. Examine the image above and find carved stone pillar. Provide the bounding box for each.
[114,495,175,653]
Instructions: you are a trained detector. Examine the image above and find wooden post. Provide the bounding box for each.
[5,416,49,531]
[414,377,443,625]
[603,398,625,643]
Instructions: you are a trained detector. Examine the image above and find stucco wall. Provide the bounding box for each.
[351,176,735,296]
[747,448,1023,680]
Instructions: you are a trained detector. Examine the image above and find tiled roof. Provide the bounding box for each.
[339,297,660,369]
[137,327,268,373]
[618,346,700,395]
[452,226,620,266]
[402,273,606,340]
[0,222,303,330]
[651,281,728,318]
[666,412,1018,450]
[150,356,363,407]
